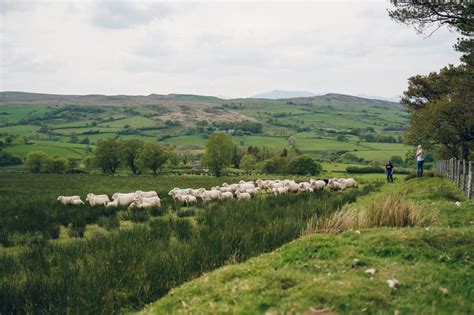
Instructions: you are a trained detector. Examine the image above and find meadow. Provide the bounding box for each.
[0,172,381,314]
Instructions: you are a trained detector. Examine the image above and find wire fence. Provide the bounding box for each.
[435,158,473,199]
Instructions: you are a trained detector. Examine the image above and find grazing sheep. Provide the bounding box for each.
[168,188,191,199]
[130,196,161,209]
[340,178,358,190]
[112,192,136,207]
[238,183,255,191]
[310,179,326,191]
[57,195,82,205]
[327,179,342,191]
[219,191,234,200]
[86,193,110,206]
[183,195,197,205]
[298,182,312,193]
[285,181,300,193]
[105,200,119,208]
[272,186,288,196]
[236,191,251,200]
[135,190,158,198]
[199,189,222,202]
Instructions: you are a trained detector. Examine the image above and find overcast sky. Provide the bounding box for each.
[0,0,462,98]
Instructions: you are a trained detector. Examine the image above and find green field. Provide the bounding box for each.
[0,92,410,163]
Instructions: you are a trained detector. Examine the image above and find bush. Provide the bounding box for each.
[0,151,22,166]
[150,206,166,217]
[261,157,288,174]
[288,155,322,176]
[174,218,193,241]
[25,151,49,173]
[43,156,67,174]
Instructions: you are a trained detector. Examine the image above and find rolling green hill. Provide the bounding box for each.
[0,91,410,162]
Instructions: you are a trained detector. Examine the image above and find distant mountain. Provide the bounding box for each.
[283,93,400,107]
[250,90,319,99]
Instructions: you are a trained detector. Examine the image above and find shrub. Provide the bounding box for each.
[25,151,49,173]
[288,155,322,176]
[150,206,166,217]
[43,156,67,174]
[174,218,193,241]
[0,151,22,166]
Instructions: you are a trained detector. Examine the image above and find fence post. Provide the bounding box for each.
[456,159,461,187]
[467,162,473,199]
[461,160,466,191]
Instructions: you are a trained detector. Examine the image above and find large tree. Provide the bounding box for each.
[202,133,233,177]
[137,142,168,175]
[389,1,474,160]
[119,139,144,174]
[94,139,121,173]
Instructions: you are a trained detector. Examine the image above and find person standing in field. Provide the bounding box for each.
[385,160,394,183]
[416,145,424,177]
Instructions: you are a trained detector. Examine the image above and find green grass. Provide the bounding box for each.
[139,177,474,314]
[0,105,50,124]
[5,141,92,158]
[97,116,159,128]
[0,124,39,137]
[0,173,379,314]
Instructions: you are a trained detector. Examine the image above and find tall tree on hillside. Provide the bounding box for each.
[95,139,121,173]
[202,133,233,177]
[25,151,48,173]
[389,1,474,160]
[231,145,242,168]
[119,139,144,174]
[137,142,168,175]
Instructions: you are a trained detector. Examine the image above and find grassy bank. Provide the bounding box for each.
[140,177,474,314]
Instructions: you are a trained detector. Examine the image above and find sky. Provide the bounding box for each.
[0,0,462,98]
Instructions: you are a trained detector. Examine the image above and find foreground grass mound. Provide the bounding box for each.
[140,177,474,314]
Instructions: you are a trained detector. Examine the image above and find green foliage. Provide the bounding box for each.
[42,156,67,174]
[240,154,257,174]
[201,133,233,177]
[288,155,322,176]
[119,139,144,174]
[137,141,168,175]
[261,156,288,174]
[24,151,48,173]
[0,151,22,166]
[390,155,404,166]
[97,215,120,231]
[81,155,95,172]
[94,138,121,173]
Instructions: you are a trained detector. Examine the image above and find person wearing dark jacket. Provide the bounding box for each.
[385,160,394,183]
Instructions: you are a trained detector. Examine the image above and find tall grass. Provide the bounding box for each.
[0,182,381,314]
[305,191,437,234]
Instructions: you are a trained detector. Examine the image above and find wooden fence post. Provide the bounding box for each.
[467,162,473,199]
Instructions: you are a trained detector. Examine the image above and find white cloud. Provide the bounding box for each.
[0,1,462,98]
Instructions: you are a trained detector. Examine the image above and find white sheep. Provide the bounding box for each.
[129,196,161,209]
[57,195,83,205]
[272,186,288,196]
[86,193,110,206]
[285,181,300,193]
[105,200,119,208]
[340,178,358,190]
[199,189,222,202]
[298,182,312,193]
[310,179,326,191]
[219,191,234,200]
[236,191,251,200]
[112,192,136,207]
[327,179,342,191]
[135,190,158,198]
[174,194,197,205]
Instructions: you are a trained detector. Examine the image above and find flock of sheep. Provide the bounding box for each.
[56,177,358,209]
